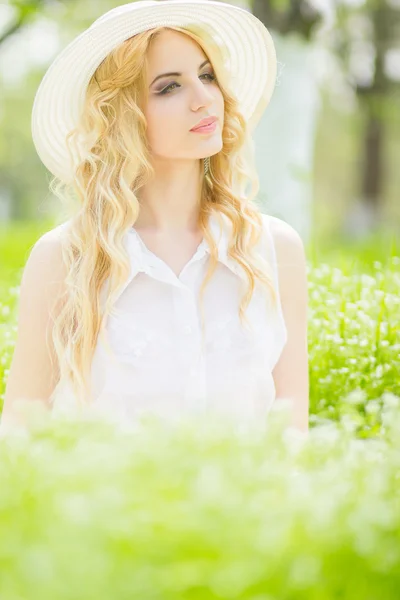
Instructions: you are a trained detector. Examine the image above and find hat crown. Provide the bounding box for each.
[31,0,277,184]
[90,1,157,28]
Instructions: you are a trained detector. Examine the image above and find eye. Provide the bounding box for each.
[158,72,217,95]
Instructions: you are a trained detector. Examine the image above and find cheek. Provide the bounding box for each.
[211,88,225,121]
[218,85,225,101]
[146,96,185,125]
[145,99,184,147]
[217,92,224,113]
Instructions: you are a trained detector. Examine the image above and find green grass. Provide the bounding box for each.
[0,407,399,598]
[0,220,54,294]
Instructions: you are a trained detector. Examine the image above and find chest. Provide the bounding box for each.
[133,229,204,278]
[89,261,285,420]
[103,268,276,373]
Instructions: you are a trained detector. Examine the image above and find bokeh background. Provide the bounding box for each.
[0,0,399,422]
[1,4,400,589]
[1,0,399,259]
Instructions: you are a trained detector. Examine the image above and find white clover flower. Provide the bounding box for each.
[381,393,400,410]
[361,274,376,286]
[340,414,360,433]
[365,400,381,415]
[356,311,369,324]
[1,305,11,317]
[343,389,366,405]
[381,410,398,427]
[383,293,394,305]
[326,298,337,306]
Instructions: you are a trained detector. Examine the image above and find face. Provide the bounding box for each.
[143,29,224,164]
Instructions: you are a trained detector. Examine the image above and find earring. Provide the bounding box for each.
[204,156,210,176]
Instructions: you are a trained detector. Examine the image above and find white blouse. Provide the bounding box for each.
[50,212,288,429]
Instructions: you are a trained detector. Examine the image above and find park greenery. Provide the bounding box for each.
[1,0,399,595]
[0,371,399,597]
[1,0,399,231]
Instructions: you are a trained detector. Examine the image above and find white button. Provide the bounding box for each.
[184,325,192,334]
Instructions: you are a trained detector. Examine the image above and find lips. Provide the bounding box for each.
[191,116,217,131]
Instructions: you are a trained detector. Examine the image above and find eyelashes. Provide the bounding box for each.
[157,73,217,95]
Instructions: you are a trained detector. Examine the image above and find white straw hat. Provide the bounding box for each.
[31,0,277,184]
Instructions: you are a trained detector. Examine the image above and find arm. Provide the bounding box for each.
[269,216,310,435]
[0,230,68,436]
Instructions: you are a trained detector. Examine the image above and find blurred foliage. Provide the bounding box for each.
[0,0,45,45]
[307,255,400,431]
[0,219,53,279]
[1,0,399,230]
[0,400,400,597]
[1,5,399,590]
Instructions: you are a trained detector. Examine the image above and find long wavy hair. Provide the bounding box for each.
[48,24,279,411]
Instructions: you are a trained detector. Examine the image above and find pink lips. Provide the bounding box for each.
[190,116,218,131]
[190,121,217,134]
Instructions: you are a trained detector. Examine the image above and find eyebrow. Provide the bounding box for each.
[150,59,211,87]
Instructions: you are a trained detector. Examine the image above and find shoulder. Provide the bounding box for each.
[32,219,72,254]
[22,221,71,294]
[261,214,308,308]
[30,222,69,263]
[262,213,304,248]
[38,219,73,243]
[261,213,306,266]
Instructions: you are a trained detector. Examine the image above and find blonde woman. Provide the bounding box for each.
[1,0,309,435]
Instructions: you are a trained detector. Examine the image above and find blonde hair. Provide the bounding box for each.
[48,24,278,411]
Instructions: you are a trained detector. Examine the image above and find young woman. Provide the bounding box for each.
[1,0,309,435]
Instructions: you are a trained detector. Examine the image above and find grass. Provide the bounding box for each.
[0,405,399,598]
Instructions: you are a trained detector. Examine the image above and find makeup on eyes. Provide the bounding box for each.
[156,72,216,95]
[150,58,210,87]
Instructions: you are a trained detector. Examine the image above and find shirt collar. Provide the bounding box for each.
[123,211,244,281]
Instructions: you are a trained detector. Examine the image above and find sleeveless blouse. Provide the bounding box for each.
[50,212,287,429]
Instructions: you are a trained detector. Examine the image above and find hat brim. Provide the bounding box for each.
[31,0,277,184]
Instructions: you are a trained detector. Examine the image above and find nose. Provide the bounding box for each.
[190,79,215,111]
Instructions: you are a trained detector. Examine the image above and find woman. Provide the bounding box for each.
[1,0,309,434]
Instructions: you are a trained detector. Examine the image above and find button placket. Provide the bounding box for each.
[178,242,207,281]
[173,286,200,340]
[172,286,207,411]
[184,351,207,412]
